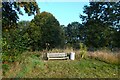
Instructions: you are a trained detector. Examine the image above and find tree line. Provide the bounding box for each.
[2,1,120,62]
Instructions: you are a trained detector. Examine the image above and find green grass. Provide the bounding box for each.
[2,51,119,78]
[34,59,118,78]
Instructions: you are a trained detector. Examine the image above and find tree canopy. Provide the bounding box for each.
[64,22,83,49]
[80,2,120,49]
[2,1,40,31]
[28,11,65,50]
[80,2,120,27]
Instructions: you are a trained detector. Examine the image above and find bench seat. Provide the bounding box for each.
[47,53,69,60]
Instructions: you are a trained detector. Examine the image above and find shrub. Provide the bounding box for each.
[2,28,29,62]
[2,64,10,76]
[80,43,87,59]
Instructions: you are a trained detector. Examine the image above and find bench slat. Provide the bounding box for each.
[47,53,69,60]
[47,53,67,57]
[48,57,69,60]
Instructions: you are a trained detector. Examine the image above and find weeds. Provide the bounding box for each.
[79,43,87,59]
[88,50,119,64]
[3,52,44,78]
[2,49,119,78]
[2,64,9,76]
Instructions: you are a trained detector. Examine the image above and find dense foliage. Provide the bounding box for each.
[2,1,40,31]
[2,21,30,62]
[2,2,120,62]
[79,2,120,50]
[28,12,65,51]
[62,2,120,50]
[2,1,40,62]
[64,22,84,49]
[2,12,65,62]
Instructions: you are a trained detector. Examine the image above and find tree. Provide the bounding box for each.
[29,11,65,50]
[2,1,40,31]
[2,1,40,62]
[64,22,83,49]
[80,2,120,49]
[2,21,30,62]
[80,2,120,27]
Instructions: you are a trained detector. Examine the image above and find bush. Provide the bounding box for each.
[2,28,29,62]
[2,64,10,76]
[80,43,87,59]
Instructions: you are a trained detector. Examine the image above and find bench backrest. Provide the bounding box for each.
[47,53,67,58]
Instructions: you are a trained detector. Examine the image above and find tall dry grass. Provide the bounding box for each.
[88,50,120,64]
[45,48,120,64]
[8,48,118,65]
[48,48,74,53]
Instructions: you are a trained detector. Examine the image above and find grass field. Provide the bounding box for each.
[2,50,120,78]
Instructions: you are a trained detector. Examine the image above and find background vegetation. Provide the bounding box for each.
[1,1,120,78]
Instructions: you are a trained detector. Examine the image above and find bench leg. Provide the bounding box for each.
[48,57,49,60]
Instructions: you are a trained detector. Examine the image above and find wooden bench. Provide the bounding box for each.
[47,53,69,60]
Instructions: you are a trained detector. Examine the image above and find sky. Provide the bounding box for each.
[18,2,89,26]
